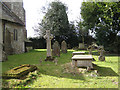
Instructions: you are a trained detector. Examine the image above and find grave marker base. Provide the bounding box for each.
[45,56,54,61]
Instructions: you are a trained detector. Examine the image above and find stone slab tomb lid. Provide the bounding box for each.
[72,51,85,54]
[72,55,93,60]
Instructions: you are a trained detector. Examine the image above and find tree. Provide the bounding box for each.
[80,2,120,53]
[67,21,79,48]
[34,1,80,48]
[77,19,89,45]
[36,1,70,41]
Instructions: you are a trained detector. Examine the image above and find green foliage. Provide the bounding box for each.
[77,20,90,44]
[81,2,120,52]
[29,37,46,49]
[34,1,79,48]
[38,1,69,37]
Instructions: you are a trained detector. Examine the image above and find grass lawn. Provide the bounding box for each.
[1,49,119,88]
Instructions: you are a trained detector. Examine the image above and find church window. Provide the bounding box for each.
[14,29,17,41]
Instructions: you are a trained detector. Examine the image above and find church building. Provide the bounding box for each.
[0,1,27,61]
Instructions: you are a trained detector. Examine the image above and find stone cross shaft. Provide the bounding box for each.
[44,30,53,57]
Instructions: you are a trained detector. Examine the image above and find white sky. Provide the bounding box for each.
[23,0,83,38]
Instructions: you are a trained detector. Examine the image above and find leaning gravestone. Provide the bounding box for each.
[52,41,60,57]
[61,41,67,53]
[44,30,54,61]
[98,46,105,61]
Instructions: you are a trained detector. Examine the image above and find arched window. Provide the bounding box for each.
[14,29,17,41]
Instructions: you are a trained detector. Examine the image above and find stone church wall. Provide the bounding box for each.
[4,1,25,24]
[1,1,26,61]
[0,20,3,61]
[4,22,25,54]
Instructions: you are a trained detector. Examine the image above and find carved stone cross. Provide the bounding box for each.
[44,30,53,57]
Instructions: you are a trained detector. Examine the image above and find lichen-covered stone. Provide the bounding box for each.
[1,2,27,58]
[61,41,67,53]
[2,51,8,62]
[44,30,53,57]
[98,46,105,61]
[52,41,60,57]
[3,64,37,79]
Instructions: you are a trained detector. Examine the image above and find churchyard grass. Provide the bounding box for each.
[2,49,119,88]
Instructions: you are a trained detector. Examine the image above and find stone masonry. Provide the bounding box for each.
[0,20,2,62]
[0,1,27,61]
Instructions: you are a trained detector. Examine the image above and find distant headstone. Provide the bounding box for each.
[79,43,85,49]
[52,41,60,57]
[89,49,92,55]
[67,44,71,49]
[61,41,67,53]
[2,51,8,62]
[88,43,98,55]
[88,46,92,55]
[44,30,53,61]
[54,58,58,66]
[98,46,105,61]
[91,42,98,50]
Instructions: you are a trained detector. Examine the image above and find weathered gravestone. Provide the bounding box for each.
[88,43,98,55]
[61,41,67,53]
[44,30,54,61]
[88,46,92,55]
[52,41,60,57]
[98,46,105,61]
[2,51,8,62]
[79,43,85,49]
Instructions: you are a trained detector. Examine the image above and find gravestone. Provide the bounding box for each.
[98,46,105,61]
[88,43,98,55]
[53,58,58,66]
[88,46,92,55]
[79,43,85,49]
[52,41,60,57]
[44,30,54,61]
[2,51,8,62]
[61,41,67,53]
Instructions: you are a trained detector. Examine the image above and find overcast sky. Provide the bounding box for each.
[23,0,83,38]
